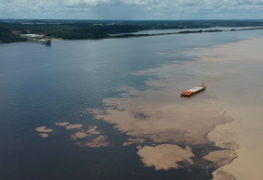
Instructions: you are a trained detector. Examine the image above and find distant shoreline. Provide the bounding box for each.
[1,27,263,44]
[107,27,263,39]
[50,38,63,41]
[51,27,263,40]
[2,19,263,43]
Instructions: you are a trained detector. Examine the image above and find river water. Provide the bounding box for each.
[110,26,263,35]
[0,30,263,180]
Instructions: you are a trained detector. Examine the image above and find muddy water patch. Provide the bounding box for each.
[35,122,110,148]
[32,42,242,178]
[86,59,237,174]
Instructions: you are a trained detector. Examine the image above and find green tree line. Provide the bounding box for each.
[0,26,26,43]
[1,20,263,42]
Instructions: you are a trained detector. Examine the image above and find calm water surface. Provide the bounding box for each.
[111,26,263,35]
[0,30,263,180]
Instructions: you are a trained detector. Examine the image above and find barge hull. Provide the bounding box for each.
[181,86,206,97]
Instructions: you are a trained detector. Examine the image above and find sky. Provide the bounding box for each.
[1,0,263,20]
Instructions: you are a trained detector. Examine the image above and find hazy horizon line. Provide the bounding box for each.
[1,19,263,21]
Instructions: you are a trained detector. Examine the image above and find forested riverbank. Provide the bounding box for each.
[1,19,263,42]
[0,26,26,43]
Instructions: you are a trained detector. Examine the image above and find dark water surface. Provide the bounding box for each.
[0,30,263,180]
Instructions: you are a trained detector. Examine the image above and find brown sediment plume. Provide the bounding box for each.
[90,98,232,146]
[208,126,239,151]
[87,53,237,171]
[55,122,69,126]
[37,37,263,178]
[37,121,107,147]
[212,169,236,180]
[35,126,54,138]
[70,126,101,140]
[84,37,263,174]
[71,131,88,140]
[62,124,109,147]
[89,98,235,170]
[137,144,194,170]
[123,138,146,146]
[203,150,237,168]
[199,38,263,180]
[86,126,101,135]
[35,126,54,133]
[65,124,83,130]
[39,133,49,138]
[72,125,110,147]
[75,135,110,148]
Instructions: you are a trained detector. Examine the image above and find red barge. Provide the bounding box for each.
[181,85,207,97]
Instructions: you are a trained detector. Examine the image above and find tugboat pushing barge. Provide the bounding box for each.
[181,84,207,97]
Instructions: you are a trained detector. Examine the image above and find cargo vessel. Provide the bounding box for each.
[181,85,206,97]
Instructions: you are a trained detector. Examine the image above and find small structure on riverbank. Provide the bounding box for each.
[21,34,45,38]
[27,39,51,45]
[19,33,51,45]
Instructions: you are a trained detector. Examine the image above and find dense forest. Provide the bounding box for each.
[0,26,26,43]
[0,23,144,40]
[1,19,263,42]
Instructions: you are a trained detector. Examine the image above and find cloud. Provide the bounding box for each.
[1,0,263,19]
